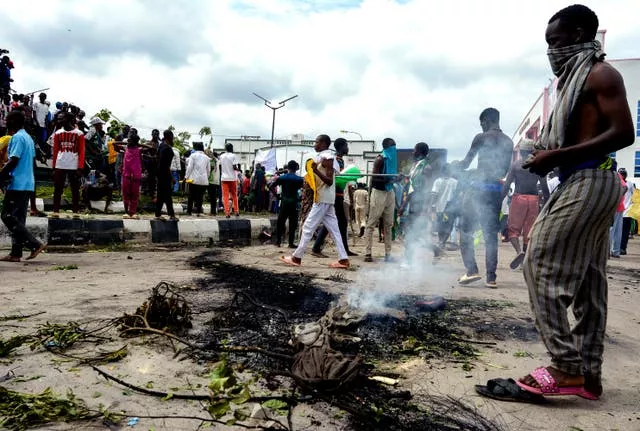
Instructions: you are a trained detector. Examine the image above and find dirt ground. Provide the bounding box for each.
[1,234,640,431]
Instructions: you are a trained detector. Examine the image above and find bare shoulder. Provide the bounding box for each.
[586,61,625,90]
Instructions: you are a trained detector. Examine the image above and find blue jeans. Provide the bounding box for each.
[459,189,501,282]
[610,211,623,256]
[171,171,180,193]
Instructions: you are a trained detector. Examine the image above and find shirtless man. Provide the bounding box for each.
[500,140,549,269]
[453,108,513,288]
[516,5,635,400]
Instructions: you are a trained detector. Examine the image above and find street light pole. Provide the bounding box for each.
[253,93,298,148]
[340,130,363,140]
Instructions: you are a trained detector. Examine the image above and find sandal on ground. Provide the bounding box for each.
[328,261,349,269]
[280,255,301,267]
[516,367,599,400]
[475,378,545,403]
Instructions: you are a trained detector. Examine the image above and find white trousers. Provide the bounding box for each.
[293,203,348,260]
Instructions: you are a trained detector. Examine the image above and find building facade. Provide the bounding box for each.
[219,137,378,175]
[512,31,640,179]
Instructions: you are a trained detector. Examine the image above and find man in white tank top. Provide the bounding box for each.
[280,134,350,269]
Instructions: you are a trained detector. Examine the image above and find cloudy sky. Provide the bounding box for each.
[3,0,639,158]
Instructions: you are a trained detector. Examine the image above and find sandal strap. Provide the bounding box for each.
[530,367,559,394]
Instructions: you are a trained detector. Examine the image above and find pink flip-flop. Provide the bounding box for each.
[516,367,599,400]
[280,255,301,267]
[328,261,349,269]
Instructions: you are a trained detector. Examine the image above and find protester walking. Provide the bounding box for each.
[364,138,398,262]
[280,135,350,269]
[453,108,513,288]
[0,111,46,262]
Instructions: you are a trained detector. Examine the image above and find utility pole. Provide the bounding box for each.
[253,93,298,148]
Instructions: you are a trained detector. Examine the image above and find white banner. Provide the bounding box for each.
[255,148,277,174]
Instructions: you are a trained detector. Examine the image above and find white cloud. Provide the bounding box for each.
[2,0,638,159]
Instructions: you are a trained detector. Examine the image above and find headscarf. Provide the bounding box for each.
[538,40,605,151]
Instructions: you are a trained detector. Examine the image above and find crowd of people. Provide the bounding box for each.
[2,3,640,406]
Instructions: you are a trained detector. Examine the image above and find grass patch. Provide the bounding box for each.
[52,265,79,271]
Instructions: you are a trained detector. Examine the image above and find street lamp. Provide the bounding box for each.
[340,130,363,140]
[253,93,298,148]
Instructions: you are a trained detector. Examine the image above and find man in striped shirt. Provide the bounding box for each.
[51,112,85,218]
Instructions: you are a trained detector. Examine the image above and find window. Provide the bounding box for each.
[635,151,640,178]
[637,100,640,138]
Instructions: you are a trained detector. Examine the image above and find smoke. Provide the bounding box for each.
[345,231,455,313]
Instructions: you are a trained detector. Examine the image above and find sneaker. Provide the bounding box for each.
[458,273,482,285]
[509,252,526,270]
[485,281,498,289]
[364,254,373,262]
[620,250,627,256]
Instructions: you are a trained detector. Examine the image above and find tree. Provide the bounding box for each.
[167,125,192,155]
[93,108,126,139]
[199,126,213,148]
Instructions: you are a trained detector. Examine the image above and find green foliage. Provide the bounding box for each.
[206,355,252,419]
[93,108,126,139]
[52,265,78,271]
[262,399,288,416]
[0,387,94,431]
[199,126,213,147]
[0,335,31,357]
[31,322,85,349]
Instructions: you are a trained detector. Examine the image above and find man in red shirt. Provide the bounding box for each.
[51,112,85,218]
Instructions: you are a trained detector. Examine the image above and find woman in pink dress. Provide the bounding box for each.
[121,135,143,219]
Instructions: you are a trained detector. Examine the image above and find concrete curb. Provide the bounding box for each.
[0,217,276,247]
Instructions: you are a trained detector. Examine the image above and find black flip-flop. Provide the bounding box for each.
[475,378,546,404]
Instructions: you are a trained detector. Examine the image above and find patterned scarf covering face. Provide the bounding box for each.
[539,40,605,150]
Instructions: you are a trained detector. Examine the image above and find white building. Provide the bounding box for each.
[512,30,640,180]
[217,136,378,176]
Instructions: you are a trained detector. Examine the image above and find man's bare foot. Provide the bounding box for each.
[26,244,47,260]
[0,255,21,262]
[519,366,584,389]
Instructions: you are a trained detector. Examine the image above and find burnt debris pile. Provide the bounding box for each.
[185,250,505,431]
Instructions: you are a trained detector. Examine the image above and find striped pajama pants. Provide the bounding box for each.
[523,169,622,379]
